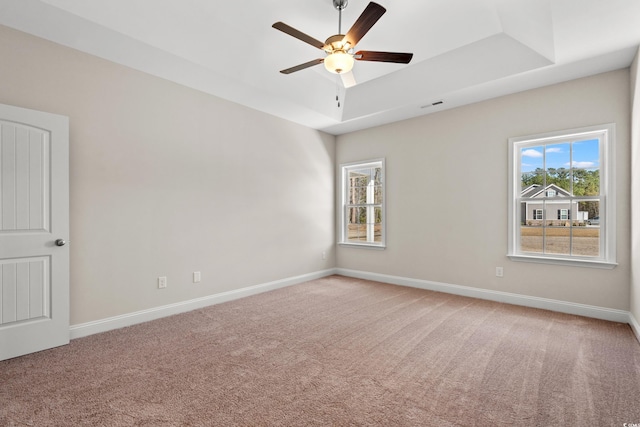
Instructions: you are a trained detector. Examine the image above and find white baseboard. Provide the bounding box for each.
[629,312,640,344]
[335,268,631,324]
[70,267,638,344]
[70,268,337,339]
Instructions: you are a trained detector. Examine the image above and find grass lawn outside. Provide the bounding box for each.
[347,224,383,243]
[520,226,600,256]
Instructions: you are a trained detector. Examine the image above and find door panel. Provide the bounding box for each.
[1,123,49,232]
[1,257,48,325]
[0,103,68,361]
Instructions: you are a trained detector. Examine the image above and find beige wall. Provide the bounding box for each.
[337,70,631,310]
[631,49,640,324]
[0,25,336,325]
[0,23,635,327]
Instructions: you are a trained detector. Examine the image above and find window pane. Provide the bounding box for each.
[347,185,357,205]
[350,168,370,179]
[346,205,382,243]
[521,146,544,189]
[545,142,571,193]
[346,207,366,242]
[354,185,365,204]
[374,207,383,242]
[348,224,367,242]
[373,167,382,185]
[572,225,600,257]
[573,200,600,257]
[544,222,571,255]
[348,169,370,205]
[578,200,599,223]
[520,222,543,254]
[348,167,382,205]
[374,184,383,204]
[572,138,600,196]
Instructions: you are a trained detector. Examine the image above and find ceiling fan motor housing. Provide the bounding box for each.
[324,34,349,52]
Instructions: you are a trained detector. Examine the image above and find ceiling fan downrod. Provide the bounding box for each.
[333,0,348,34]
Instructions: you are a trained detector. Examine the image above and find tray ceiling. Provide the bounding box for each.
[1,0,639,135]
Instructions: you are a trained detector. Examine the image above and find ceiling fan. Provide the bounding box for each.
[272,0,413,76]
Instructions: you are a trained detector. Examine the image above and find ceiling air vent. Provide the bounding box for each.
[420,100,444,109]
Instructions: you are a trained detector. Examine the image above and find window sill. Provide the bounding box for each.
[507,254,617,269]
[339,242,386,250]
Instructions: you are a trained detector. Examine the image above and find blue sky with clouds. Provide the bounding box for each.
[521,138,599,172]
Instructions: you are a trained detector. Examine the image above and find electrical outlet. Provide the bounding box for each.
[495,267,504,277]
[158,276,167,289]
[322,251,326,260]
[193,271,201,283]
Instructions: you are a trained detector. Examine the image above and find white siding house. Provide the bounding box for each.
[520,184,585,225]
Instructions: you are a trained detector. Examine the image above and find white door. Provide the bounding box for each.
[0,103,69,361]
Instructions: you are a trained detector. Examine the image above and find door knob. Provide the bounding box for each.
[55,239,67,246]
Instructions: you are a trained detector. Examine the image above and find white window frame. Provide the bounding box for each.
[339,159,386,249]
[534,209,543,220]
[547,189,556,197]
[508,124,616,269]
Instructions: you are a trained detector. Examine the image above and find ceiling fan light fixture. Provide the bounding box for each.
[324,51,354,74]
[273,2,412,75]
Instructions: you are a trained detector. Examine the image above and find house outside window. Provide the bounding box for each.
[508,124,616,268]
[340,159,385,248]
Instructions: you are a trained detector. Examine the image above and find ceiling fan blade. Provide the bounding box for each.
[340,71,357,88]
[272,22,325,50]
[355,50,413,64]
[342,2,386,48]
[279,58,324,74]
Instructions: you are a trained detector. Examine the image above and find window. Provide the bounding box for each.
[508,124,616,268]
[340,159,385,248]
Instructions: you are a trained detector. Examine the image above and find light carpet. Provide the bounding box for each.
[1,275,639,426]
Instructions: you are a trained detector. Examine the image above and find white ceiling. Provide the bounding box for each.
[1,0,639,135]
